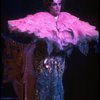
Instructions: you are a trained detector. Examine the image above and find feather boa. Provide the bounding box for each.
[8,12,99,50]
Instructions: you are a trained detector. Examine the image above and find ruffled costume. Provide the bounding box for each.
[3,12,99,100]
[8,12,98,49]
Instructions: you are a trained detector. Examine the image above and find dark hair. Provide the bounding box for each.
[43,0,65,10]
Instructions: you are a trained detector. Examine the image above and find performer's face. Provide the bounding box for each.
[49,0,62,16]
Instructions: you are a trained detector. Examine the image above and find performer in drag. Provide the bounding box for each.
[3,0,99,100]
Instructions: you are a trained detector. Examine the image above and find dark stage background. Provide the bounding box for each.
[1,0,99,100]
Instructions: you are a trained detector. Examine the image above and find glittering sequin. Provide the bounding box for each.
[34,56,65,100]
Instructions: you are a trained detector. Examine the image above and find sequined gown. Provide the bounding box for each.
[27,40,66,100]
[35,56,65,100]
